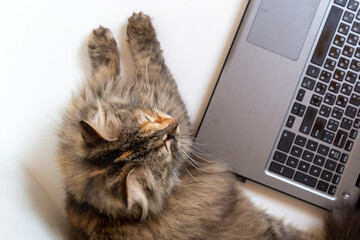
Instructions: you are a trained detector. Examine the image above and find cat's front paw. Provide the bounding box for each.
[87,27,119,72]
[127,12,156,39]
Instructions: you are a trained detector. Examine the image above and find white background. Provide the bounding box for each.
[0,0,325,239]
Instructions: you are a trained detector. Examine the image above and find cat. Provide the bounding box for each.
[57,13,360,240]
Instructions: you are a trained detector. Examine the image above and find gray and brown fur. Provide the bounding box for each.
[57,13,359,240]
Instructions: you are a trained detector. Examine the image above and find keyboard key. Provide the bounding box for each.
[315,82,327,95]
[273,151,287,163]
[322,130,335,143]
[333,69,346,81]
[319,105,331,117]
[314,155,326,166]
[336,164,345,174]
[349,129,358,139]
[352,21,360,33]
[341,83,353,95]
[324,93,336,105]
[325,159,337,171]
[327,119,339,132]
[298,161,310,172]
[335,0,348,7]
[341,117,353,130]
[357,9,360,20]
[347,33,359,45]
[329,81,341,93]
[348,0,359,11]
[328,185,337,195]
[306,65,320,78]
[277,130,295,153]
[291,102,301,115]
[269,162,295,179]
[329,148,341,160]
[354,118,360,128]
[345,71,357,83]
[310,94,323,107]
[319,70,332,83]
[329,46,341,59]
[334,34,346,47]
[291,146,303,157]
[312,6,343,66]
[340,153,349,163]
[318,144,330,156]
[350,59,360,71]
[338,22,350,35]
[300,107,318,134]
[325,58,336,70]
[343,11,355,23]
[317,181,329,192]
[311,117,326,139]
[345,140,354,151]
[310,165,321,177]
[295,135,307,147]
[286,115,295,128]
[302,150,314,162]
[355,47,360,58]
[350,93,360,106]
[302,77,316,90]
[332,174,341,184]
[306,140,318,151]
[294,172,317,188]
[336,95,349,107]
[345,105,357,117]
[286,156,299,168]
[355,82,360,92]
[296,89,306,101]
[332,107,344,119]
[298,105,306,117]
[321,170,333,181]
[338,57,350,69]
[343,45,355,57]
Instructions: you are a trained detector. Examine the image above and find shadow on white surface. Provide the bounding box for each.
[240,179,326,234]
[0,158,69,240]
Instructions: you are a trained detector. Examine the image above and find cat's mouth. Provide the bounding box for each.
[163,133,177,151]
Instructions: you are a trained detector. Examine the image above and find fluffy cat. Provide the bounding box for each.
[57,13,360,240]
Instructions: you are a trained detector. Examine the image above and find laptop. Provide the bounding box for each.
[195,0,360,209]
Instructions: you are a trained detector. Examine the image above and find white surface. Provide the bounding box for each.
[0,0,325,238]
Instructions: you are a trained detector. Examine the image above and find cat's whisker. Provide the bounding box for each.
[184,166,211,187]
[178,143,216,169]
[181,143,209,156]
[181,146,214,164]
[178,147,214,173]
[178,139,206,155]
[178,148,203,172]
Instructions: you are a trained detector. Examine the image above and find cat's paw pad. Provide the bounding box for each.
[88,27,117,56]
[127,12,155,38]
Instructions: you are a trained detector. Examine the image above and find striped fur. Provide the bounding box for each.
[57,13,359,240]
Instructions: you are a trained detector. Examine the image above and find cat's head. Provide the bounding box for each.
[58,103,184,220]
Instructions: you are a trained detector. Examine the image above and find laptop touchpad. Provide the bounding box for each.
[247,0,321,61]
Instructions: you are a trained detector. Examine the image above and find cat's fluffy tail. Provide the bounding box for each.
[323,198,360,240]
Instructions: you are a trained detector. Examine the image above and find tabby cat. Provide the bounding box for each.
[57,13,360,240]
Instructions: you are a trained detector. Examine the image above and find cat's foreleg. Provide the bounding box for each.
[87,27,120,80]
[126,13,177,108]
[127,13,192,141]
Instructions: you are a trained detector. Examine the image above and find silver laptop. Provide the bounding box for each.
[195,0,360,209]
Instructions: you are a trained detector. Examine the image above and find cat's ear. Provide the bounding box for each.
[126,169,148,221]
[79,120,109,147]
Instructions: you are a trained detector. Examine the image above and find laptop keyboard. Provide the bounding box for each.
[268,0,360,197]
